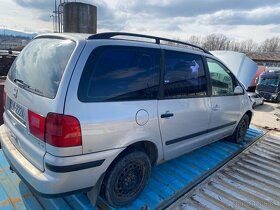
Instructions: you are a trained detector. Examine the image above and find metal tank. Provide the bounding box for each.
[63,2,97,34]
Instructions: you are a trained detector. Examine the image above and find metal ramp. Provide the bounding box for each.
[168,131,280,210]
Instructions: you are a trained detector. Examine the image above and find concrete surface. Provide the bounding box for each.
[251,101,280,129]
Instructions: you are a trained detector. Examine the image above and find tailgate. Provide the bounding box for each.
[4,83,46,171]
[3,37,77,171]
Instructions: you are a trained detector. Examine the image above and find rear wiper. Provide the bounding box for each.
[14,79,29,88]
[14,79,43,94]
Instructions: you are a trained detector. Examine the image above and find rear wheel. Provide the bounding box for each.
[101,150,151,208]
[232,114,249,143]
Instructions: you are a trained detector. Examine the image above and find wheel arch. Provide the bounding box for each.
[120,140,158,166]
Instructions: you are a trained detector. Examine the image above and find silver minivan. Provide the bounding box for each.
[0,32,253,207]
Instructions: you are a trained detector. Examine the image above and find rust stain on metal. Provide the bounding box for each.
[1,197,22,207]
[23,192,33,198]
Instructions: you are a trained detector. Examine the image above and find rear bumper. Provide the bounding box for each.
[0,124,123,197]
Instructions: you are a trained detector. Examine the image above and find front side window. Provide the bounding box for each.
[164,50,207,98]
[78,46,160,102]
[207,58,235,96]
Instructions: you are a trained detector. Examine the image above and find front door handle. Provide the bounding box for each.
[212,105,220,111]
[161,113,174,118]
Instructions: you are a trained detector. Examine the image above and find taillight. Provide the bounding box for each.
[28,111,82,147]
[45,113,82,147]
[28,110,45,141]
[3,89,6,110]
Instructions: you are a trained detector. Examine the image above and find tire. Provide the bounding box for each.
[276,95,280,103]
[232,114,250,144]
[101,150,151,208]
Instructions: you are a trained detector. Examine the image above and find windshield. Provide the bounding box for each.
[8,38,76,98]
[258,77,279,87]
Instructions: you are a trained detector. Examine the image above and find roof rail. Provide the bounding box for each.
[88,32,212,55]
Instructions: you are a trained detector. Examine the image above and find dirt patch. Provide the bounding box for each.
[251,101,280,129]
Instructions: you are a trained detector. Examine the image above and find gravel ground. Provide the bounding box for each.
[251,101,280,129]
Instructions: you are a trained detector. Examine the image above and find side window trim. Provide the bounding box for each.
[202,56,212,97]
[158,49,165,100]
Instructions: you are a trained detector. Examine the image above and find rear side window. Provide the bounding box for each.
[8,38,76,99]
[164,50,207,98]
[78,46,160,102]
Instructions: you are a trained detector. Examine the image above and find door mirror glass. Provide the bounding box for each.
[234,86,243,95]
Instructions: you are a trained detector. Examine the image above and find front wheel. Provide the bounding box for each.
[276,95,280,103]
[232,114,250,143]
[101,150,151,208]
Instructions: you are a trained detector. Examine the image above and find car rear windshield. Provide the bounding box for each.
[8,38,76,99]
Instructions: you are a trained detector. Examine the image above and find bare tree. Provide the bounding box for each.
[260,37,280,52]
[188,35,203,46]
[170,34,280,53]
[227,40,241,51]
[202,34,229,51]
[239,39,258,52]
[164,37,188,47]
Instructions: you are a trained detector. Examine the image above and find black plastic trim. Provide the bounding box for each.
[202,56,212,97]
[6,158,92,198]
[166,121,237,145]
[161,113,174,118]
[88,32,212,55]
[45,159,105,173]
[158,49,165,100]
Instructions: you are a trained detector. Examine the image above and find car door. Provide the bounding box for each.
[255,94,262,105]
[66,44,164,157]
[206,58,242,141]
[158,50,211,161]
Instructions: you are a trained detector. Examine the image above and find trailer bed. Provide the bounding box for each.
[0,128,263,210]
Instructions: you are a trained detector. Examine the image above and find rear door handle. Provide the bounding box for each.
[161,113,174,118]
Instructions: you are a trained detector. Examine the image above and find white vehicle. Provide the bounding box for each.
[0,32,253,207]
[247,92,264,107]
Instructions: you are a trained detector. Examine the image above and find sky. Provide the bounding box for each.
[0,0,280,42]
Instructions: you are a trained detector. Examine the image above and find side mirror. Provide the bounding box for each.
[234,86,243,95]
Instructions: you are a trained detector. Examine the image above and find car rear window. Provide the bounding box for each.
[8,38,76,99]
[78,46,160,102]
